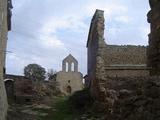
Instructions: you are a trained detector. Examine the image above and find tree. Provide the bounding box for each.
[47,69,57,81]
[24,64,46,82]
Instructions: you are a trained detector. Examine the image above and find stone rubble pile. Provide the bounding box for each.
[103,77,160,120]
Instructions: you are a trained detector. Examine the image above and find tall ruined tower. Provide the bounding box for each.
[87,9,106,100]
[147,0,160,75]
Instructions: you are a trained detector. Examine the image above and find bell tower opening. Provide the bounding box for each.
[66,62,69,72]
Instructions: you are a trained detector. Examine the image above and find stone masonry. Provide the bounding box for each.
[56,54,83,95]
[0,0,12,119]
[86,9,150,100]
[147,0,160,75]
[85,2,160,120]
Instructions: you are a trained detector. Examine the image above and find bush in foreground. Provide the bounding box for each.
[68,89,94,111]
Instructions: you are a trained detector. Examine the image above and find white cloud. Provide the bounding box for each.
[114,15,132,23]
[85,1,128,17]
[41,15,88,34]
[39,34,65,49]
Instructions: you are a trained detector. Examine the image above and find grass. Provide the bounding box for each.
[33,89,98,120]
[8,90,103,120]
[36,97,80,120]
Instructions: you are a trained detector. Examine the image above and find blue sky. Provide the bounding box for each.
[6,0,150,75]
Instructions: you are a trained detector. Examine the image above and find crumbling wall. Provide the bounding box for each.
[147,0,160,75]
[101,76,160,120]
[87,9,106,100]
[87,9,149,101]
[86,1,160,119]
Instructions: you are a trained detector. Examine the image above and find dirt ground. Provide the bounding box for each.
[7,96,57,120]
[7,96,105,120]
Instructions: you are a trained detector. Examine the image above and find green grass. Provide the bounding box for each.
[35,97,80,120]
[33,89,97,120]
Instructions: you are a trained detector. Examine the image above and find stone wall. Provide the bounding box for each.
[0,0,9,119]
[105,66,150,77]
[147,0,160,75]
[86,2,160,119]
[87,9,106,99]
[87,9,149,101]
[5,74,33,97]
[104,45,147,65]
[101,76,160,120]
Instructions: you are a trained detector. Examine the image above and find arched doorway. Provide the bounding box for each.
[4,79,14,103]
[66,86,72,94]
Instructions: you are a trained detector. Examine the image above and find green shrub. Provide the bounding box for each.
[68,89,94,111]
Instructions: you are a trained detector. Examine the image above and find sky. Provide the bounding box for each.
[6,0,150,75]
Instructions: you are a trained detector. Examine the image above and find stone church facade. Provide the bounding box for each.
[86,9,150,100]
[56,54,83,95]
[0,0,12,119]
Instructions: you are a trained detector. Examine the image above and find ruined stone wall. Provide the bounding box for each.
[105,66,149,77]
[104,45,147,65]
[87,9,149,101]
[87,10,106,100]
[86,2,160,119]
[147,0,160,75]
[102,45,149,78]
[0,0,9,119]
[101,76,160,120]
